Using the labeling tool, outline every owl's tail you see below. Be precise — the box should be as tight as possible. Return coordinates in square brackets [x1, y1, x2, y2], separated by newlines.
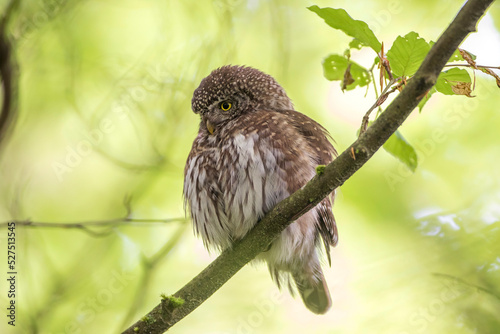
[292, 270, 332, 314]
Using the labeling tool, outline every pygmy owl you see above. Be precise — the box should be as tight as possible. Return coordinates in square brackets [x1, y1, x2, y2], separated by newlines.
[184, 65, 338, 314]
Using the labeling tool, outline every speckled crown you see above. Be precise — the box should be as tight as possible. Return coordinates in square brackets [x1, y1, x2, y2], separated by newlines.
[191, 65, 292, 113]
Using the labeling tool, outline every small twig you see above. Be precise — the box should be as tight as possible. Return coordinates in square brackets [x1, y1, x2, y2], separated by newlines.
[358, 77, 402, 136]
[444, 62, 500, 88]
[0, 194, 187, 236]
[0, 217, 187, 233]
[377, 42, 394, 92]
[366, 61, 379, 98]
[433, 273, 500, 301]
[0, 217, 186, 227]
[443, 64, 500, 69]
[381, 59, 394, 81]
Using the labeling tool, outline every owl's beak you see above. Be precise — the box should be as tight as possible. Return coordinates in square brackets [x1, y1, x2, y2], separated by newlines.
[206, 119, 215, 134]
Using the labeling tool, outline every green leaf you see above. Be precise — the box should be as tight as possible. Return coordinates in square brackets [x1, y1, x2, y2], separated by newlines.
[386, 32, 431, 77]
[448, 48, 477, 62]
[430, 41, 477, 62]
[322, 54, 370, 90]
[383, 130, 418, 172]
[435, 68, 471, 95]
[447, 49, 465, 62]
[349, 38, 363, 50]
[308, 6, 382, 53]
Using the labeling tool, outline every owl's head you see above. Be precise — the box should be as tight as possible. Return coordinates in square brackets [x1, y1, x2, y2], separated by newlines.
[191, 65, 293, 134]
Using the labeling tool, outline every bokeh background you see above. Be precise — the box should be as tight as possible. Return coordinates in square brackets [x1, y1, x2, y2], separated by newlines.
[1, 0, 499, 333]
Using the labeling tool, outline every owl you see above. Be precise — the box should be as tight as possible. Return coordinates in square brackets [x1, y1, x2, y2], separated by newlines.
[183, 65, 338, 314]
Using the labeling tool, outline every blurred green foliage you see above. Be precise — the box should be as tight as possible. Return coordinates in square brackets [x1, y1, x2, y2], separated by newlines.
[0, 0, 499, 333]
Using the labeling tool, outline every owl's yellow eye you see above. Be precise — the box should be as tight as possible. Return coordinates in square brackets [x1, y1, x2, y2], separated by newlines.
[220, 101, 232, 111]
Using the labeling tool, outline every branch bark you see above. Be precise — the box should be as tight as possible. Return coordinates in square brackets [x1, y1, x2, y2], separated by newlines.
[123, 0, 495, 332]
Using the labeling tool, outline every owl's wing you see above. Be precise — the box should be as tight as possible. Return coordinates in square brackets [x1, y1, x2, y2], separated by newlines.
[280, 109, 339, 265]
[280, 109, 337, 163]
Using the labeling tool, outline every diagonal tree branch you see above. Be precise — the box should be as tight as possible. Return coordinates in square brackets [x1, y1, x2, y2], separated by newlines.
[122, 0, 495, 332]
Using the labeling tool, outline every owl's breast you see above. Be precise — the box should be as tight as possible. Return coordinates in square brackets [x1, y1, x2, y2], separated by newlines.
[184, 136, 233, 250]
[185, 111, 318, 251]
[218, 131, 290, 241]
